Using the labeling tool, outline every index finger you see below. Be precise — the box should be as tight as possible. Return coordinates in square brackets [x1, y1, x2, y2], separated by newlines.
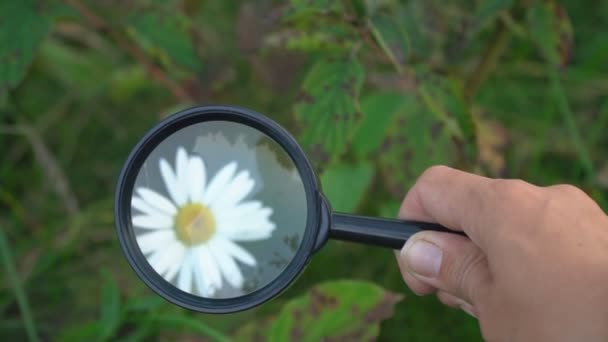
[399, 165, 520, 251]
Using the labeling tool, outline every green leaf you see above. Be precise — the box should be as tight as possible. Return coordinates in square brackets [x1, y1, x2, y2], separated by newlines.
[99, 271, 121, 341]
[135, 314, 232, 342]
[352, 91, 409, 158]
[267, 25, 358, 53]
[268, 280, 403, 341]
[378, 90, 466, 197]
[127, 12, 202, 74]
[476, 0, 514, 27]
[124, 295, 165, 312]
[417, 73, 478, 162]
[320, 162, 374, 212]
[294, 58, 365, 163]
[283, 0, 344, 22]
[368, 12, 409, 66]
[0, 1, 53, 94]
[56, 321, 101, 342]
[528, 0, 573, 67]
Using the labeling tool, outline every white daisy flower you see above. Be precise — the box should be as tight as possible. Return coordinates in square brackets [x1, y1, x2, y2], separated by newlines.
[132, 146, 276, 297]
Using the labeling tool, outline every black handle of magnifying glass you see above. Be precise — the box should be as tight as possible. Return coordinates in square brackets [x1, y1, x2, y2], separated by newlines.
[329, 213, 465, 250]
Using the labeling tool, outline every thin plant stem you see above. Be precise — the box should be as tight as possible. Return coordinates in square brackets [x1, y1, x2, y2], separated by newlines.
[464, 21, 510, 100]
[365, 18, 404, 74]
[0, 227, 40, 342]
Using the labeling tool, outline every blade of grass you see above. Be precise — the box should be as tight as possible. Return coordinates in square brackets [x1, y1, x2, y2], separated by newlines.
[0, 226, 40, 342]
[549, 69, 595, 180]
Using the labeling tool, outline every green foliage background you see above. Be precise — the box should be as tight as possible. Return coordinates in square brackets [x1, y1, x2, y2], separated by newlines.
[1, 0, 607, 340]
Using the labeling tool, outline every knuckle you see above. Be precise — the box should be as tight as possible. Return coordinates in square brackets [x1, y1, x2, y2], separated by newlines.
[442, 247, 489, 303]
[490, 179, 531, 197]
[549, 184, 588, 199]
[489, 179, 538, 206]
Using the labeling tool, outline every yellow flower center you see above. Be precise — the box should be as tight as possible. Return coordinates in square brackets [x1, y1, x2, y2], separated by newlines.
[174, 203, 216, 246]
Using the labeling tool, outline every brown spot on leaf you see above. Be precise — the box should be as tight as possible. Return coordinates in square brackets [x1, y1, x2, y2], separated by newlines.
[340, 81, 356, 96]
[402, 150, 414, 162]
[396, 116, 407, 126]
[297, 91, 314, 104]
[431, 121, 444, 138]
[364, 292, 404, 323]
[291, 326, 303, 340]
[380, 137, 394, 153]
[309, 143, 330, 166]
[310, 288, 339, 316]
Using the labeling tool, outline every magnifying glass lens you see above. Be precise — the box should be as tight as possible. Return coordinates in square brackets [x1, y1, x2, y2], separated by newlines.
[130, 120, 308, 299]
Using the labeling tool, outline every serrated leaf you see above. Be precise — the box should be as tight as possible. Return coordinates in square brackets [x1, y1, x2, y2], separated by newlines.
[38, 39, 113, 94]
[0, 0, 53, 94]
[528, 0, 573, 67]
[352, 92, 410, 158]
[321, 162, 374, 212]
[417, 72, 477, 162]
[267, 25, 358, 53]
[268, 280, 403, 342]
[294, 58, 365, 163]
[378, 92, 462, 197]
[99, 271, 121, 341]
[127, 12, 202, 73]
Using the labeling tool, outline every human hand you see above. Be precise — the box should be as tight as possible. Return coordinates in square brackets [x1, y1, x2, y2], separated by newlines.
[396, 166, 608, 341]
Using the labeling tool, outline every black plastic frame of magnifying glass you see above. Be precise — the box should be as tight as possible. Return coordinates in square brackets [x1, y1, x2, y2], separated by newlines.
[115, 104, 459, 314]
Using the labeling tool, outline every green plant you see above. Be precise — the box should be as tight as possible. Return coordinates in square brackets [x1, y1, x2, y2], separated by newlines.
[1, 0, 606, 340]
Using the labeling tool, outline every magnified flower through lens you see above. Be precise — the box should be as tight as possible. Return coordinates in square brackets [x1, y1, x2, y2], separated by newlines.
[131, 147, 276, 296]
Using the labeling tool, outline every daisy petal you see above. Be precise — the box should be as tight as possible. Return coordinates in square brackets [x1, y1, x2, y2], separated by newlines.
[215, 201, 270, 226]
[164, 244, 186, 281]
[149, 242, 185, 277]
[214, 238, 257, 266]
[224, 229, 274, 242]
[215, 202, 275, 240]
[204, 162, 237, 205]
[177, 250, 194, 293]
[211, 170, 254, 211]
[197, 245, 223, 292]
[208, 240, 244, 288]
[188, 156, 206, 203]
[137, 188, 177, 216]
[131, 197, 158, 216]
[132, 214, 173, 230]
[175, 147, 189, 205]
[192, 256, 209, 296]
[137, 230, 175, 254]
[160, 158, 187, 206]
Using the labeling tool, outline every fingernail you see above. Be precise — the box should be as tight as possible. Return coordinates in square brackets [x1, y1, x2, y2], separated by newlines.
[402, 240, 443, 278]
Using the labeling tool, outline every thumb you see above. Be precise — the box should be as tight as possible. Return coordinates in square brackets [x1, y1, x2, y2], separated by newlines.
[398, 231, 492, 306]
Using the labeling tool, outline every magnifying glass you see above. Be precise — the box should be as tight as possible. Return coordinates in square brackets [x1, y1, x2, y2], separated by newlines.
[115, 105, 455, 313]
